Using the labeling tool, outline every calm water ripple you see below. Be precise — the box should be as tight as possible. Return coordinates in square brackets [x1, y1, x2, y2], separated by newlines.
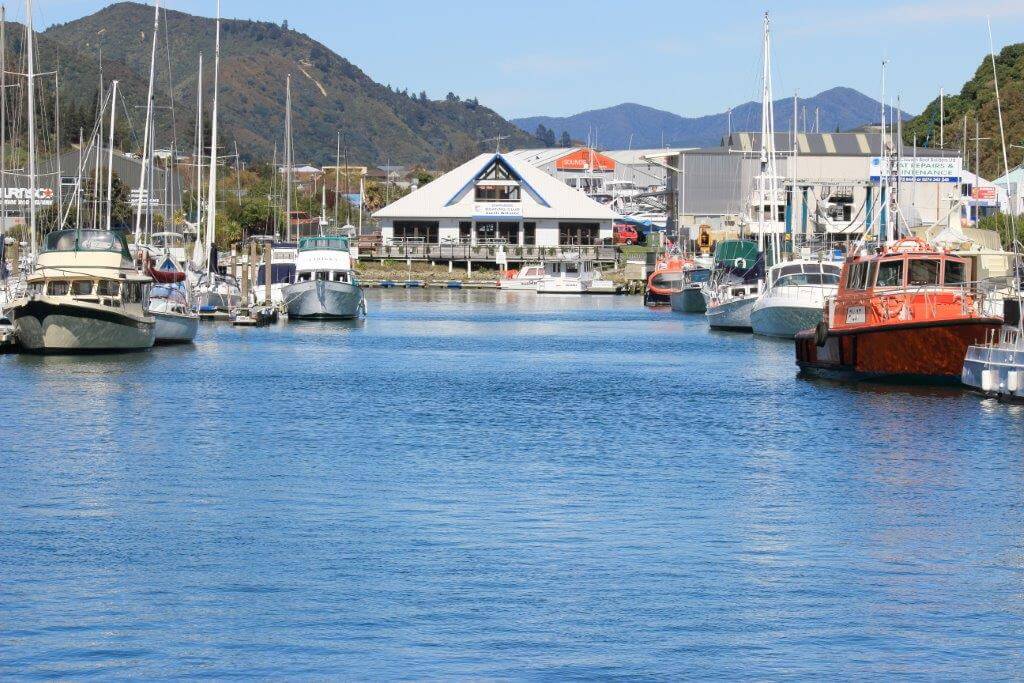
[2, 289, 1023, 678]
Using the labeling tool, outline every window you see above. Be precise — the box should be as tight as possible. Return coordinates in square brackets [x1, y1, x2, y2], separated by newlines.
[498, 222, 519, 244]
[316, 271, 328, 281]
[72, 280, 93, 295]
[393, 221, 439, 243]
[944, 260, 966, 285]
[97, 280, 120, 297]
[559, 222, 599, 246]
[846, 263, 869, 290]
[47, 281, 69, 296]
[474, 184, 520, 202]
[459, 221, 471, 242]
[523, 222, 536, 246]
[123, 282, 142, 303]
[908, 259, 940, 286]
[876, 260, 904, 287]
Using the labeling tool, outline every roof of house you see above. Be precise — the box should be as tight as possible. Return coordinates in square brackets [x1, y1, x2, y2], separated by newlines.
[373, 152, 618, 221]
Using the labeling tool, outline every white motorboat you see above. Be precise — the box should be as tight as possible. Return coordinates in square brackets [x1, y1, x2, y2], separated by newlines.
[498, 263, 545, 291]
[536, 259, 615, 294]
[962, 299, 1023, 400]
[750, 259, 842, 338]
[6, 229, 156, 352]
[282, 236, 365, 319]
[149, 283, 198, 344]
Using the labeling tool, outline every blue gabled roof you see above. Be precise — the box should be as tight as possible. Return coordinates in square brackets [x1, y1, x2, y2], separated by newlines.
[444, 153, 550, 208]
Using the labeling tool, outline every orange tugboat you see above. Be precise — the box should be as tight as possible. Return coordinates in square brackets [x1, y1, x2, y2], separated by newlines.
[795, 238, 1002, 382]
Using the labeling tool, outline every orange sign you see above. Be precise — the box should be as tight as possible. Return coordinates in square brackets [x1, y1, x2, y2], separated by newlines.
[555, 148, 615, 172]
[972, 186, 996, 201]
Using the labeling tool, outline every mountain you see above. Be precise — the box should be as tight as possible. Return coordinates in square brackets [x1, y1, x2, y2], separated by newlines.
[39, 2, 538, 166]
[903, 43, 1024, 180]
[512, 87, 911, 150]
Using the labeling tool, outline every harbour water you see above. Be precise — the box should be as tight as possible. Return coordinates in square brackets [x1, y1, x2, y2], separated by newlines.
[2, 289, 1023, 678]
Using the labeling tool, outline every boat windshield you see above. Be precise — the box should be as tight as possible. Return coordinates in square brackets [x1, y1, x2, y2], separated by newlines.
[41, 229, 130, 257]
[298, 236, 348, 252]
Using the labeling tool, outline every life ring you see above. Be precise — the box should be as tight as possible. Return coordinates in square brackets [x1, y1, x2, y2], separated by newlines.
[735, 258, 747, 269]
[815, 321, 829, 347]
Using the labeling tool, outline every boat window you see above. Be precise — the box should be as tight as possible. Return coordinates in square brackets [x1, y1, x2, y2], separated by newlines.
[97, 280, 120, 296]
[565, 263, 579, 275]
[47, 281, 69, 296]
[875, 260, 904, 287]
[944, 260, 966, 286]
[27, 282, 43, 295]
[908, 259, 940, 286]
[846, 262, 869, 289]
[71, 280, 93, 295]
[123, 282, 142, 304]
[823, 264, 842, 275]
[316, 271, 328, 281]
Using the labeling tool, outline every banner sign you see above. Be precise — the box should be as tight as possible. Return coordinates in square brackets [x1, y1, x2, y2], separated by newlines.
[473, 202, 522, 219]
[555, 148, 615, 172]
[869, 156, 961, 183]
[0, 187, 54, 207]
[971, 186, 997, 201]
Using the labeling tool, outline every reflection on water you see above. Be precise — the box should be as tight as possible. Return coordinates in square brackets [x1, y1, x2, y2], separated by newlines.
[1, 289, 1023, 678]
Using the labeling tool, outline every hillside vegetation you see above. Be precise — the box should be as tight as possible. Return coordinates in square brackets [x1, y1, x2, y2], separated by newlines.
[38, 2, 537, 166]
[904, 43, 1024, 179]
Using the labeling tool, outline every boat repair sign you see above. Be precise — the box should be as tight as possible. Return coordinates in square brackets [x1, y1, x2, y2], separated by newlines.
[870, 156, 961, 183]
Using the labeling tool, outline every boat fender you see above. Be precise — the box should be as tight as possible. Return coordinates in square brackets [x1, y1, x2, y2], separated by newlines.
[735, 258, 747, 270]
[815, 321, 829, 347]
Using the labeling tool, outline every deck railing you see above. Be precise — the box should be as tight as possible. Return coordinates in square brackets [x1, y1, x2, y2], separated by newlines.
[371, 240, 618, 262]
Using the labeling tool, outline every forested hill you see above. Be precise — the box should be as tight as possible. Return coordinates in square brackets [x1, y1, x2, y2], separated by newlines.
[37, 2, 538, 166]
[903, 43, 1024, 179]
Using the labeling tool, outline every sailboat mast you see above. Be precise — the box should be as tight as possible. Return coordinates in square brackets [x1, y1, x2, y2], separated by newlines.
[195, 53, 203, 240]
[1, 6, 7, 234]
[134, 0, 160, 242]
[25, 0, 37, 255]
[105, 80, 118, 230]
[878, 59, 888, 243]
[334, 131, 340, 228]
[204, 1, 220, 269]
[285, 74, 292, 241]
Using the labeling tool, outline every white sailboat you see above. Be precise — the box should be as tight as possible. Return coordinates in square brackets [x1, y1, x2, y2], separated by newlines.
[191, 1, 241, 314]
[704, 12, 779, 331]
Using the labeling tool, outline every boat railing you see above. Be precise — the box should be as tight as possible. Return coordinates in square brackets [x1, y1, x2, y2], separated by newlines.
[828, 279, 997, 325]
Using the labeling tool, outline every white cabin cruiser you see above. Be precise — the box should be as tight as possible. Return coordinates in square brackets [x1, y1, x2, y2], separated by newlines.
[282, 236, 365, 319]
[536, 259, 615, 294]
[750, 259, 842, 338]
[499, 263, 545, 291]
[5, 229, 155, 352]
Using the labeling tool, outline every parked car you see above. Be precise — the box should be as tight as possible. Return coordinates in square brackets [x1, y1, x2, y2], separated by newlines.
[614, 223, 640, 245]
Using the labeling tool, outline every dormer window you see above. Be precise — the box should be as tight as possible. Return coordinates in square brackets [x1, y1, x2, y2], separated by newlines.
[475, 183, 520, 202]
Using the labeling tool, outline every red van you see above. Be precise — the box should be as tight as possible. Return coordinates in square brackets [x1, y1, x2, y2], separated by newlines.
[614, 223, 639, 245]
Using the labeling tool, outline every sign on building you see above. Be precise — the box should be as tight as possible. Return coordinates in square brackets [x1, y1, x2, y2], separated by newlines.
[869, 156, 961, 183]
[0, 187, 54, 208]
[473, 202, 522, 219]
[130, 189, 159, 208]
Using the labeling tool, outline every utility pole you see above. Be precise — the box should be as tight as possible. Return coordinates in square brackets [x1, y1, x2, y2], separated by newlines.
[939, 87, 945, 149]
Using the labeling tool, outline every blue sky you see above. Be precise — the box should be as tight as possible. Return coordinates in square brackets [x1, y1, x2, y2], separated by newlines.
[34, 0, 1024, 119]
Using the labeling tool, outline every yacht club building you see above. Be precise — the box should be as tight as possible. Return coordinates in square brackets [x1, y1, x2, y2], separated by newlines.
[374, 152, 616, 250]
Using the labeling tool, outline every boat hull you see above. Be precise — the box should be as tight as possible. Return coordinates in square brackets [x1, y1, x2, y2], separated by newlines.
[284, 279, 364, 319]
[796, 319, 1002, 381]
[962, 336, 1024, 400]
[670, 288, 706, 313]
[9, 298, 155, 352]
[153, 311, 199, 344]
[751, 303, 824, 338]
[705, 295, 756, 331]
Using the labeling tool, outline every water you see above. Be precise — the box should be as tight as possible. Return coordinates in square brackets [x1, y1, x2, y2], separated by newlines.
[2, 289, 1023, 678]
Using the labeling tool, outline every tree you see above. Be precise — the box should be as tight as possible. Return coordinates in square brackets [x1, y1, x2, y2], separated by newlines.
[534, 124, 556, 147]
[559, 131, 572, 147]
